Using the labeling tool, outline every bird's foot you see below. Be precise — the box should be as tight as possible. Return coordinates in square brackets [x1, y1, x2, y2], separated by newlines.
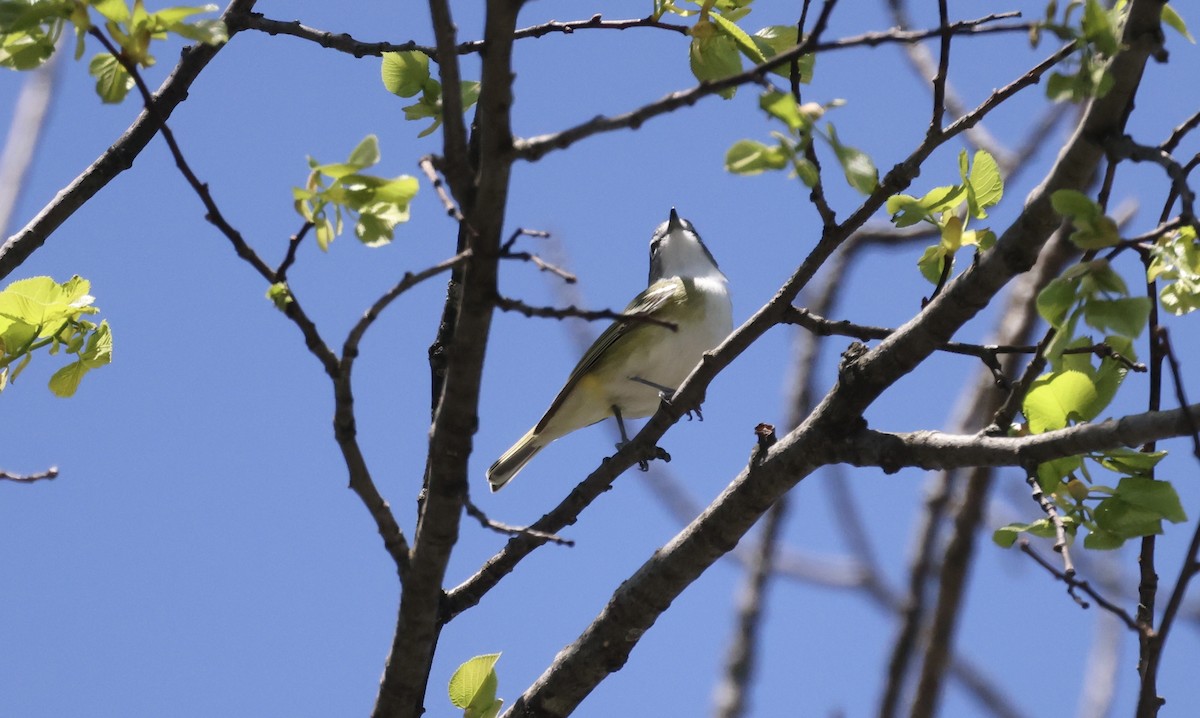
[615, 441, 672, 471]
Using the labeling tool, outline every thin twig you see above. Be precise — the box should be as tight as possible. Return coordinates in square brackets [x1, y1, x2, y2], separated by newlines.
[514, 11, 1043, 162]
[274, 221, 312, 281]
[1018, 540, 1144, 634]
[1022, 463, 1075, 575]
[929, 0, 952, 135]
[418, 156, 465, 223]
[0, 466, 59, 483]
[342, 251, 473, 362]
[499, 251, 577, 283]
[500, 227, 551, 252]
[463, 498, 575, 546]
[493, 295, 678, 329]
[227, 12, 690, 58]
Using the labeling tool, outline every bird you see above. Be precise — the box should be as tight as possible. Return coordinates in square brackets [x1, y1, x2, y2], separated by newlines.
[487, 208, 733, 491]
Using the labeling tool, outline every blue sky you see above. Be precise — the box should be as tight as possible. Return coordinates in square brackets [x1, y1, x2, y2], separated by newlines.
[2, 1, 1199, 716]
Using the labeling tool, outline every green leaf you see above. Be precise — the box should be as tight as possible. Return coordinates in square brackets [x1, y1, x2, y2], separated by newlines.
[449, 653, 501, 716]
[1093, 496, 1165, 539]
[725, 139, 789, 175]
[1051, 189, 1099, 219]
[1162, 4, 1195, 43]
[1097, 448, 1166, 476]
[1082, 0, 1119, 55]
[1037, 455, 1083, 491]
[1149, 228, 1200, 315]
[751, 25, 814, 82]
[381, 51, 430, 97]
[709, 11, 765, 64]
[1115, 476, 1188, 523]
[1083, 527, 1127, 549]
[1036, 277, 1078, 328]
[992, 518, 1057, 547]
[347, 134, 381, 170]
[758, 90, 809, 132]
[964, 150, 1003, 218]
[88, 52, 134, 103]
[886, 185, 963, 228]
[916, 244, 946, 284]
[1085, 336, 1131, 420]
[47, 319, 111, 397]
[824, 123, 877, 195]
[1082, 296, 1151, 337]
[689, 29, 742, 99]
[91, 0, 130, 23]
[1024, 369, 1098, 433]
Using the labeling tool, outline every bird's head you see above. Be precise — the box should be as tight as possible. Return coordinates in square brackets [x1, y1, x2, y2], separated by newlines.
[648, 208, 726, 284]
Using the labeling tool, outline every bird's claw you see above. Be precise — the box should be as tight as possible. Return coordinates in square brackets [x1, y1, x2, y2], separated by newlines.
[617, 442, 671, 471]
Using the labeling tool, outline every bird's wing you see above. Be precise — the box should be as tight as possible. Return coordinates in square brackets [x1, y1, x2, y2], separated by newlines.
[534, 278, 682, 434]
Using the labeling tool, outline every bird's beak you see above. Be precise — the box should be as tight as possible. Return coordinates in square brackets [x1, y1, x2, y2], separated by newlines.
[668, 207, 683, 232]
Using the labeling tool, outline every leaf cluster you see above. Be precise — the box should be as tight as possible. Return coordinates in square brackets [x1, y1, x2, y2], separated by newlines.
[381, 50, 481, 138]
[0, 275, 112, 397]
[886, 150, 1002, 283]
[994, 449, 1186, 550]
[0, 0, 226, 102]
[725, 90, 877, 195]
[292, 135, 419, 251]
[1148, 224, 1200, 315]
[995, 188, 1178, 550]
[1033, 0, 1193, 102]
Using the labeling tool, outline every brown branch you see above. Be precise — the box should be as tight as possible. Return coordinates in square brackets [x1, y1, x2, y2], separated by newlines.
[0, 0, 259, 283]
[227, 12, 690, 59]
[494, 295, 677, 329]
[1023, 464, 1075, 575]
[342, 251, 473, 363]
[827, 403, 1200, 471]
[0, 466, 59, 483]
[418, 156, 466, 223]
[1019, 540, 1144, 634]
[463, 497, 574, 546]
[513, 10, 1043, 162]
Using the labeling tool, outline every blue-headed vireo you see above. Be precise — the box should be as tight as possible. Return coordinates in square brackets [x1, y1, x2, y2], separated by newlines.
[487, 208, 732, 491]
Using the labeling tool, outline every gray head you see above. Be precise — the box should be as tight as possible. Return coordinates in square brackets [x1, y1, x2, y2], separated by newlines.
[648, 208, 725, 284]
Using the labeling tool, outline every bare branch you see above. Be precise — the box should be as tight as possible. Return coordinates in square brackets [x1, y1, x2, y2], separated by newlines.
[463, 498, 574, 546]
[1019, 540, 1144, 634]
[513, 10, 1044, 162]
[227, 12, 689, 59]
[342, 251, 473, 363]
[494, 295, 677, 329]
[418, 156, 466, 223]
[0, 466, 59, 483]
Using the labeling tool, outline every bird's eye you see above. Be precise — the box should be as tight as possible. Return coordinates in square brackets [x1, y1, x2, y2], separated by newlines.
[649, 238, 662, 256]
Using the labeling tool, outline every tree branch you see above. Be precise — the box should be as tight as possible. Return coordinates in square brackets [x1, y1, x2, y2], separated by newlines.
[513, 10, 1038, 162]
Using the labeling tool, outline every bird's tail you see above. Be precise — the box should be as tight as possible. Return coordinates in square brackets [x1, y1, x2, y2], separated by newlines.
[487, 429, 543, 491]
